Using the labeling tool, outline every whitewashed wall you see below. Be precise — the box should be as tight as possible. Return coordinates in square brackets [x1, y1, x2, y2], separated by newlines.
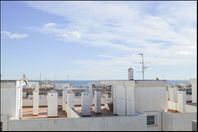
[185, 104, 197, 113]
[168, 101, 177, 111]
[190, 79, 197, 103]
[8, 115, 150, 131]
[67, 108, 81, 118]
[135, 86, 167, 112]
[162, 112, 197, 131]
[1, 81, 17, 118]
[168, 87, 178, 102]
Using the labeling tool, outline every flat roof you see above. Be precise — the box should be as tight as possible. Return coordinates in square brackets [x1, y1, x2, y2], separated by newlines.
[22, 106, 67, 119]
[22, 104, 114, 119]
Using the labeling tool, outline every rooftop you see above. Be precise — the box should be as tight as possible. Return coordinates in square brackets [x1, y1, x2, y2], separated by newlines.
[22, 104, 114, 119]
[22, 106, 67, 119]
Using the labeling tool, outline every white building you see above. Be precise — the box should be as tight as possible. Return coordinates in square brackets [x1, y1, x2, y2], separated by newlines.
[1, 78, 197, 131]
[1, 80, 26, 131]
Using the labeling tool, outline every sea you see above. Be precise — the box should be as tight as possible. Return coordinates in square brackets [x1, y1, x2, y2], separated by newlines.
[30, 80, 190, 88]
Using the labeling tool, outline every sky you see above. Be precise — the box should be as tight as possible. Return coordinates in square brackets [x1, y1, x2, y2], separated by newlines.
[1, 1, 197, 80]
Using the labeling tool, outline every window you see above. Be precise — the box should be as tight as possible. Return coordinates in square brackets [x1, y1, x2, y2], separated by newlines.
[147, 115, 156, 126]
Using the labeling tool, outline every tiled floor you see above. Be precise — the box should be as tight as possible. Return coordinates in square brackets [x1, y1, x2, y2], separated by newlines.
[22, 107, 67, 119]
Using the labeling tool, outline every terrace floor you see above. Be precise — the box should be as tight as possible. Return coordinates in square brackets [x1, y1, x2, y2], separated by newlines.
[22, 106, 67, 119]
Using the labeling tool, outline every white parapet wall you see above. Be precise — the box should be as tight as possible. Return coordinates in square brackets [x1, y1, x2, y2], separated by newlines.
[67, 108, 81, 118]
[168, 101, 177, 111]
[7, 114, 151, 131]
[162, 112, 197, 131]
[185, 104, 197, 113]
[168, 87, 178, 102]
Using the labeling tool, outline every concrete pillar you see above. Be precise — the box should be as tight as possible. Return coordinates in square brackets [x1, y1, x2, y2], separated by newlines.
[32, 90, 39, 115]
[94, 91, 101, 113]
[177, 91, 186, 113]
[62, 89, 68, 111]
[66, 91, 75, 116]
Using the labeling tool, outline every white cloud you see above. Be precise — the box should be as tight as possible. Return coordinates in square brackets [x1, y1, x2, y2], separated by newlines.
[37, 22, 82, 40]
[1, 31, 28, 39]
[26, 1, 197, 79]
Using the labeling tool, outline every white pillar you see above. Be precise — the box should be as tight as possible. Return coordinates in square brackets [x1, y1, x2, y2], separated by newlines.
[94, 91, 101, 113]
[177, 91, 186, 113]
[66, 91, 75, 116]
[33, 90, 39, 115]
[62, 89, 68, 111]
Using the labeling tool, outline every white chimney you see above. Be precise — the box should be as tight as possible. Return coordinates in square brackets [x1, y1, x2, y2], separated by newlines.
[66, 90, 75, 116]
[94, 90, 102, 113]
[128, 68, 134, 80]
[47, 90, 58, 117]
[81, 91, 92, 116]
[177, 91, 186, 113]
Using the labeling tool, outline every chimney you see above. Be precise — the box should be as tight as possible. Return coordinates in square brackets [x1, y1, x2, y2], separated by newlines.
[128, 68, 134, 80]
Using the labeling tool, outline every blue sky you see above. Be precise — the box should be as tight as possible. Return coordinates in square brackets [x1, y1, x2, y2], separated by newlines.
[1, 1, 197, 80]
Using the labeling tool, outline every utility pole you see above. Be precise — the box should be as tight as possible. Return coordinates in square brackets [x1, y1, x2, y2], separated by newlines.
[138, 53, 148, 80]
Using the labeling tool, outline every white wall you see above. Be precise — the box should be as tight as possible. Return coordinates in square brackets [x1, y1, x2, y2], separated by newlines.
[168, 87, 177, 102]
[112, 81, 135, 115]
[162, 112, 197, 131]
[100, 80, 167, 114]
[135, 86, 167, 112]
[7, 114, 151, 131]
[168, 101, 177, 111]
[0, 115, 8, 131]
[1, 81, 17, 118]
[67, 108, 81, 118]
[185, 104, 197, 113]
[23, 96, 62, 107]
[190, 79, 197, 103]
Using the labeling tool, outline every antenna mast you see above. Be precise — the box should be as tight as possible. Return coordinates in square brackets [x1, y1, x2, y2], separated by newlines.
[138, 53, 148, 80]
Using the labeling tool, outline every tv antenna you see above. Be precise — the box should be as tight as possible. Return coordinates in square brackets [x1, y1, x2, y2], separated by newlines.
[138, 53, 149, 80]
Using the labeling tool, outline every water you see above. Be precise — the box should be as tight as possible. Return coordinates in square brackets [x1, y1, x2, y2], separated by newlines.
[31, 80, 189, 87]
[167, 80, 190, 85]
